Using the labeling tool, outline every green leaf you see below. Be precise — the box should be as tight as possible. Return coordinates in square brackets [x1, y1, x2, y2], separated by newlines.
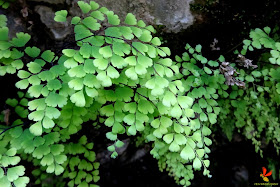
[68, 78, 84, 90]
[91, 10, 105, 21]
[115, 140, 124, 148]
[70, 90, 85, 107]
[94, 58, 109, 70]
[71, 16, 81, 24]
[112, 122, 125, 134]
[13, 177, 30, 187]
[162, 91, 177, 107]
[139, 30, 152, 42]
[203, 160, 210, 167]
[27, 62, 41, 74]
[169, 141, 180, 152]
[25, 46, 41, 58]
[107, 66, 120, 78]
[151, 37, 161, 46]
[193, 157, 202, 169]
[243, 39, 251, 46]
[54, 10, 67, 22]
[0, 27, 9, 40]
[11, 32, 31, 47]
[47, 79, 62, 91]
[42, 116, 55, 129]
[106, 11, 120, 25]
[178, 96, 193, 108]
[0, 14, 7, 27]
[78, 1, 91, 13]
[45, 92, 67, 108]
[202, 126, 211, 136]
[245, 75, 254, 82]
[7, 166, 25, 182]
[125, 67, 138, 80]
[41, 153, 54, 166]
[180, 145, 195, 160]
[137, 20, 146, 27]
[90, 1, 99, 10]
[196, 149, 205, 158]
[82, 17, 101, 31]
[6, 148, 17, 156]
[99, 46, 112, 58]
[68, 65, 86, 78]
[124, 13, 137, 25]
[107, 145, 115, 152]
[208, 113, 217, 124]
[170, 104, 182, 118]
[106, 132, 117, 141]
[195, 44, 202, 52]
[163, 133, 174, 144]
[41, 50, 55, 62]
[6, 98, 18, 107]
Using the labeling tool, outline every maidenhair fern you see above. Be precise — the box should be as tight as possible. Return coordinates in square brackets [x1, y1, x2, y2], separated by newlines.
[218, 27, 280, 156]
[1, 1, 280, 186]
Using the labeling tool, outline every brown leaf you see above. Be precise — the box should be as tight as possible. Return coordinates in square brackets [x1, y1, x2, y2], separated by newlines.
[236, 54, 257, 69]
[219, 62, 246, 88]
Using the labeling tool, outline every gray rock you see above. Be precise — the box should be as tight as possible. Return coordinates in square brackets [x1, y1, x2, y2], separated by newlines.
[0, 9, 26, 39]
[68, 0, 194, 33]
[27, 0, 65, 4]
[35, 5, 71, 40]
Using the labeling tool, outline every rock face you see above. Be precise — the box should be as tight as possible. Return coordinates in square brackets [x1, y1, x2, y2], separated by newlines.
[28, 0, 65, 4]
[26, 0, 195, 40]
[68, 0, 194, 33]
[34, 6, 71, 40]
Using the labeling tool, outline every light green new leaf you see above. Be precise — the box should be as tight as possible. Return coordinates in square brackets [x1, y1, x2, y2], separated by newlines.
[7, 166, 25, 182]
[107, 66, 120, 78]
[70, 90, 85, 107]
[13, 177, 30, 187]
[85, 87, 98, 97]
[180, 144, 195, 160]
[163, 133, 174, 144]
[202, 126, 211, 136]
[169, 141, 180, 152]
[68, 65, 86, 78]
[6, 148, 17, 156]
[99, 46, 112, 58]
[162, 91, 177, 107]
[170, 104, 182, 118]
[68, 78, 84, 90]
[41, 153, 54, 166]
[42, 116, 55, 129]
[208, 113, 217, 124]
[94, 58, 109, 70]
[193, 157, 202, 169]
[125, 67, 138, 80]
[178, 96, 193, 108]
[28, 110, 44, 121]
